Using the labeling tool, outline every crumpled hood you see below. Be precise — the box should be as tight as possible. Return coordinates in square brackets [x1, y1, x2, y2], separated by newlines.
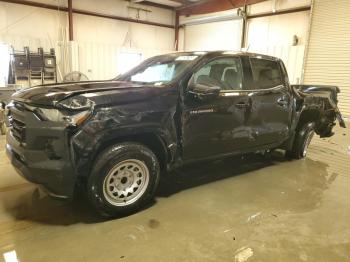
[11, 80, 172, 107]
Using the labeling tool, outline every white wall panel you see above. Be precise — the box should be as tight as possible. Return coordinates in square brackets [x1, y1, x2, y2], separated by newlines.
[0, 2, 67, 41]
[246, 11, 310, 47]
[184, 20, 242, 51]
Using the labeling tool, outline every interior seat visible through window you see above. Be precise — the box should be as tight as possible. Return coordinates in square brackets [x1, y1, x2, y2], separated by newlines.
[197, 75, 222, 87]
[250, 57, 283, 90]
[258, 69, 274, 89]
[223, 69, 239, 90]
[192, 57, 243, 91]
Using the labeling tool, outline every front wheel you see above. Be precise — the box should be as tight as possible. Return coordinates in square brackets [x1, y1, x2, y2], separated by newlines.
[87, 142, 160, 217]
[286, 122, 315, 159]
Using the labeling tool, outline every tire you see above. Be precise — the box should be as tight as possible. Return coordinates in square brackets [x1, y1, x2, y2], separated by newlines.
[287, 122, 315, 159]
[87, 142, 160, 217]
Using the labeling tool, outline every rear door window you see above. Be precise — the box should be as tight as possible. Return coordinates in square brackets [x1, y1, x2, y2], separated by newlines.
[250, 58, 283, 89]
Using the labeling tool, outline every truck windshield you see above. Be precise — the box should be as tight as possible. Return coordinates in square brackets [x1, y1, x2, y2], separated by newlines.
[116, 55, 199, 85]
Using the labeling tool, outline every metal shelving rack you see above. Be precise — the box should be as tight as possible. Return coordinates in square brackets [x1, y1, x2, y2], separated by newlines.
[9, 46, 57, 88]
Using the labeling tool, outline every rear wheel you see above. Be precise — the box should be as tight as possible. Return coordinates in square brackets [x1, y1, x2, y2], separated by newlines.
[286, 122, 315, 159]
[87, 142, 160, 217]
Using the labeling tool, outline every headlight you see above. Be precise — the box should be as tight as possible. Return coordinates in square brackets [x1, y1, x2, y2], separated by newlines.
[62, 111, 91, 126]
[58, 95, 93, 110]
[34, 108, 91, 127]
[35, 95, 94, 127]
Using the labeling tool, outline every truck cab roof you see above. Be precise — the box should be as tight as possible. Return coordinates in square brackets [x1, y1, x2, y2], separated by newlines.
[160, 51, 280, 61]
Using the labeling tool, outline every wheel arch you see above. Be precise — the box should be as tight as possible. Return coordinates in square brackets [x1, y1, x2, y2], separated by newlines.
[296, 108, 320, 130]
[75, 131, 171, 181]
[285, 107, 320, 151]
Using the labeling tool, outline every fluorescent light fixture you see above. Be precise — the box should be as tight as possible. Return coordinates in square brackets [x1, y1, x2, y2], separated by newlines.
[132, 0, 182, 7]
[180, 12, 242, 26]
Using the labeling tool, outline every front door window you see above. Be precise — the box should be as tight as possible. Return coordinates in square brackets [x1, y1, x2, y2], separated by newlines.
[193, 57, 243, 91]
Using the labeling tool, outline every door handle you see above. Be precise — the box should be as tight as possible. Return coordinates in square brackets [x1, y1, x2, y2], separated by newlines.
[235, 102, 250, 109]
[277, 98, 288, 106]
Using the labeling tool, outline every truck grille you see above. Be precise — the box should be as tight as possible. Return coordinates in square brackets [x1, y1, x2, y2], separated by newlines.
[11, 118, 26, 143]
[8, 102, 27, 144]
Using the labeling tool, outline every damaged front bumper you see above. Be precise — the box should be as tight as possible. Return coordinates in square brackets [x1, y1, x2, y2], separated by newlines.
[5, 105, 77, 199]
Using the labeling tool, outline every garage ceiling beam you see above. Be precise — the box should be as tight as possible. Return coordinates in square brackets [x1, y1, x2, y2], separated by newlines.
[0, 0, 174, 29]
[178, 0, 267, 16]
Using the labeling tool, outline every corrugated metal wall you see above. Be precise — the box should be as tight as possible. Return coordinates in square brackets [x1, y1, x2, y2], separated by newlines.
[304, 0, 350, 116]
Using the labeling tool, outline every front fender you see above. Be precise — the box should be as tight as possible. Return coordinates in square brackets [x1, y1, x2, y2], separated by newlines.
[70, 117, 178, 177]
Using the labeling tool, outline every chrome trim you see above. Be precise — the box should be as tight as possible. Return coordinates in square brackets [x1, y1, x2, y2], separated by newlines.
[219, 85, 285, 96]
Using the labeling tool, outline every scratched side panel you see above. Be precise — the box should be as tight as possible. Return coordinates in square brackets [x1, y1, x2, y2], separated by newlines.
[69, 87, 179, 177]
[246, 87, 293, 147]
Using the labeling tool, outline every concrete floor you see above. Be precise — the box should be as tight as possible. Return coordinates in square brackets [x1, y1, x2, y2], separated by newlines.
[0, 126, 349, 262]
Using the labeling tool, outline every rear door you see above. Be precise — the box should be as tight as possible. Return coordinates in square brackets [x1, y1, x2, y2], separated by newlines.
[243, 56, 293, 147]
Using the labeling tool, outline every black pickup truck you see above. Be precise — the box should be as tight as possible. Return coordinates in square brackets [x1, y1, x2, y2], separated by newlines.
[5, 51, 346, 216]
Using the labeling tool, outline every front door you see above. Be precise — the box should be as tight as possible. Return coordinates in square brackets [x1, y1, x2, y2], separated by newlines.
[181, 56, 251, 160]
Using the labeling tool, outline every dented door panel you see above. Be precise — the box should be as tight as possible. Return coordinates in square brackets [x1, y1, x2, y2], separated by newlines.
[245, 85, 293, 147]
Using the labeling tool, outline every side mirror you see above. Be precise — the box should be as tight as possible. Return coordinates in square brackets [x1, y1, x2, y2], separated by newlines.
[188, 83, 220, 100]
